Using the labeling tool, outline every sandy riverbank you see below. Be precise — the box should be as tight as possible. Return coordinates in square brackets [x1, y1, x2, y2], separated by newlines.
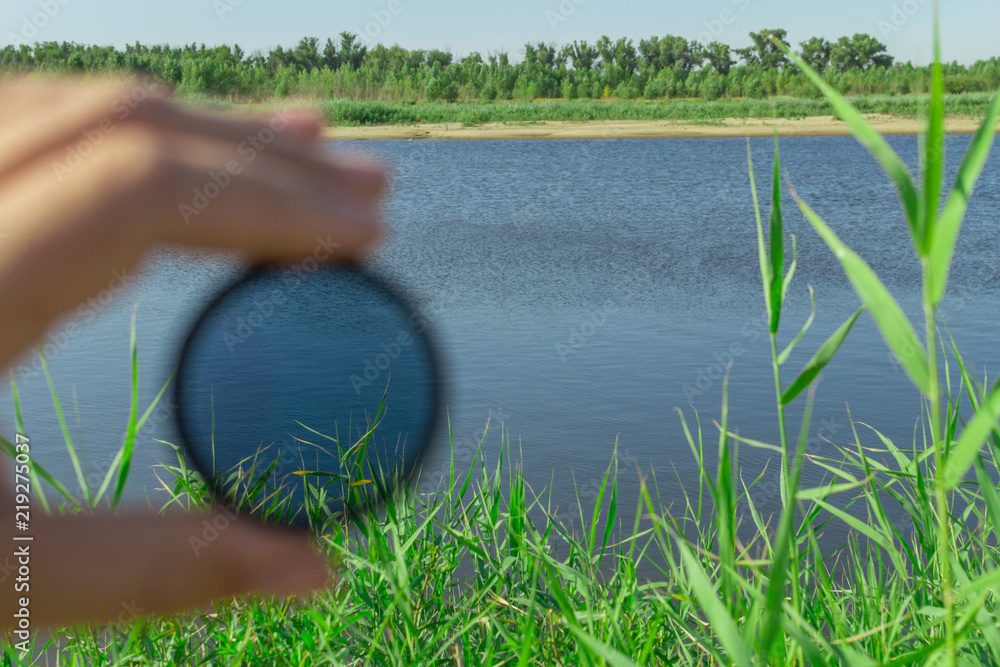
[320, 114, 999, 140]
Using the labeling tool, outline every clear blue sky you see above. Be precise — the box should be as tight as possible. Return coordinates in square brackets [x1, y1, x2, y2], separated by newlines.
[2, 0, 997, 65]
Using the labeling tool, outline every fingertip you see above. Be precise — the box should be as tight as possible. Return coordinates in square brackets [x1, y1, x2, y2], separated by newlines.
[283, 107, 325, 141]
[227, 520, 333, 598]
[330, 157, 391, 202]
[335, 151, 390, 180]
[255, 549, 332, 598]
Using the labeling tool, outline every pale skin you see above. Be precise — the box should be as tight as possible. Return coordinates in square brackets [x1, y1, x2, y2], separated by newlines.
[0, 76, 389, 629]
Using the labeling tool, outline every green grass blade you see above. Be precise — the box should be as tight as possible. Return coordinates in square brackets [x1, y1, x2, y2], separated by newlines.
[757, 386, 814, 662]
[675, 538, 753, 666]
[717, 364, 736, 614]
[93, 448, 124, 506]
[39, 344, 92, 506]
[0, 435, 76, 506]
[537, 551, 641, 666]
[973, 457, 1000, 538]
[9, 372, 24, 435]
[137, 367, 175, 432]
[748, 140, 773, 330]
[113, 307, 140, 509]
[9, 373, 49, 512]
[809, 498, 895, 552]
[919, 19, 945, 256]
[794, 197, 930, 395]
[778, 42, 920, 241]
[563, 625, 643, 667]
[927, 87, 1000, 305]
[781, 233, 798, 305]
[94, 366, 178, 508]
[781, 306, 865, 405]
[942, 377, 1000, 489]
[769, 134, 785, 334]
[777, 283, 815, 366]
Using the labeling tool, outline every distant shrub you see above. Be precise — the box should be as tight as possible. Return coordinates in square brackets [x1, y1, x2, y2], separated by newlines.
[481, 81, 498, 102]
[460, 109, 492, 126]
[745, 75, 766, 99]
[561, 79, 578, 100]
[613, 81, 640, 100]
[643, 77, 666, 99]
[699, 75, 725, 100]
[320, 100, 418, 125]
[275, 76, 291, 98]
[427, 76, 458, 102]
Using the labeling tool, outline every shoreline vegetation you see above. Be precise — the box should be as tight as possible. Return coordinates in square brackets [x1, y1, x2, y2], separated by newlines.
[177, 94, 1000, 139]
[6, 30, 999, 106]
[8, 30, 1000, 141]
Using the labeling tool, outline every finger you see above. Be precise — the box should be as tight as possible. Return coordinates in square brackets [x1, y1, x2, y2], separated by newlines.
[133, 100, 329, 166]
[260, 107, 325, 141]
[325, 151, 392, 201]
[137, 104, 389, 198]
[129, 125, 387, 260]
[0, 75, 125, 122]
[0, 78, 155, 179]
[0, 125, 385, 366]
[5, 508, 332, 629]
[0, 77, 333, 183]
[0, 81, 385, 215]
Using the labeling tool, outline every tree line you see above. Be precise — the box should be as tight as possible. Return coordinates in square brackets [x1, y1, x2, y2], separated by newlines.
[2, 29, 998, 102]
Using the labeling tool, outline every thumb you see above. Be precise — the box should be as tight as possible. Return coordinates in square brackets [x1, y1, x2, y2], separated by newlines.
[13, 507, 331, 629]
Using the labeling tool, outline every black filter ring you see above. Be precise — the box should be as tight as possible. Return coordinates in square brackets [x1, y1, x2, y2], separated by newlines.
[172, 261, 446, 530]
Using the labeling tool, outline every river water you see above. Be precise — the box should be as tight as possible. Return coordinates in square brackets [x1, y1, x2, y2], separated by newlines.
[2, 135, 998, 538]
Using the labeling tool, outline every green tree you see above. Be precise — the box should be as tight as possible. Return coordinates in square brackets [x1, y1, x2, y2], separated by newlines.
[338, 32, 367, 70]
[68, 49, 85, 71]
[560, 79, 577, 100]
[702, 41, 734, 76]
[699, 74, 725, 100]
[407, 49, 427, 69]
[569, 40, 598, 71]
[426, 49, 453, 68]
[321, 38, 338, 69]
[596, 36, 637, 74]
[7, 30, 997, 104]
[664, 35, 702, 72]
[523, 42, 557, 69]
[481, 80, 498, 101]
[462, 51, 484, 67]
[640, 35, 701, 72]
[266, 45, 293, 73]
[736, 29, 790, 70]
[799, 37, 831, 73]
[487, 50, 509, 68]
[830, 33, 894, 71]
[426, 76, 458, 102]
[638, 36, 664, 70]
[292, 37, 320, 72]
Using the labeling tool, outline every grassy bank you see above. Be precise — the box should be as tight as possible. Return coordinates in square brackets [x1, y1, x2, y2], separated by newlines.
[314, 93, 997, 127]
[4, 40, 1000, 667]
[178, 92, 999, 127]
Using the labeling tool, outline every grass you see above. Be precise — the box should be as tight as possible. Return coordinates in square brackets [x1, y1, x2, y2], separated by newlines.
[314, 93, 998, 127]
[177, 92, 1000, 128]
[5, 16, 1000, 667]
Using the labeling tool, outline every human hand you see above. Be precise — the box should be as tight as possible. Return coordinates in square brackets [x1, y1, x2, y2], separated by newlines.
[0, 75, 388, 629]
